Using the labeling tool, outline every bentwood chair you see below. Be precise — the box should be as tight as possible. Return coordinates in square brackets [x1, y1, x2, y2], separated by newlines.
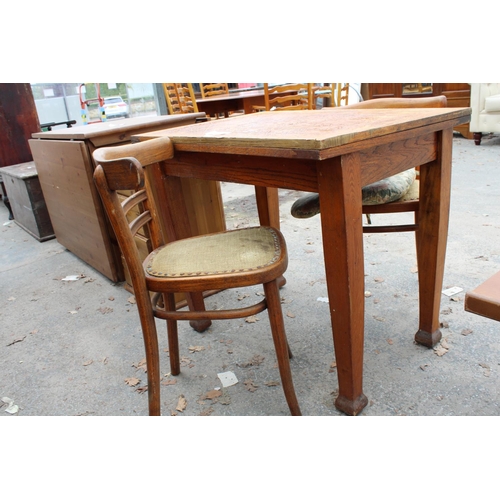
[291, 96, 448, 237]
[252, 83, 315, 262]
[92, 136, 300, 416]
[163, 83, 199, 114]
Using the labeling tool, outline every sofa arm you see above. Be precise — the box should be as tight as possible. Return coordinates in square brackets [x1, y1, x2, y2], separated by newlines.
[470, 83, 500, 132]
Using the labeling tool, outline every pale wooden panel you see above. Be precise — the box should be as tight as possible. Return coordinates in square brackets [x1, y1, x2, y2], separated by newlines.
[29, 138, 122, 281]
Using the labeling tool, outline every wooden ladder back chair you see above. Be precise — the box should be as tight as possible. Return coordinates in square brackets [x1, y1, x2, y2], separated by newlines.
[199, 83, 229, 98]
[261, 83, 314, 111]
[199, 83, 244, 118]
[291, 95, 448, 235]
[92, 137, 300, 416]
[252, 83, 314, 266]
[313, 83, 350, 108]
[163, 83, 199, 114]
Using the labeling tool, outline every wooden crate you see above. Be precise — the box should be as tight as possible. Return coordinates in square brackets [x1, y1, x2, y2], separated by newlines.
[1, 162, 55, 241]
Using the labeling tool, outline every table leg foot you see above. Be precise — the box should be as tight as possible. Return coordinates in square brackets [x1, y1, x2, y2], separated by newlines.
[415, 328, 442, 347]
[189, 319, 212, 333]
[335, 393, 368, 416]
[277, 275, 286, 288]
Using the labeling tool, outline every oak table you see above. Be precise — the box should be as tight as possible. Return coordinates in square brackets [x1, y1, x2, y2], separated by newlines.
[134, 107, 471, 415]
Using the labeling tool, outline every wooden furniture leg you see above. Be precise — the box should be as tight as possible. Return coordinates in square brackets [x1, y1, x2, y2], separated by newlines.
[318, 153, 368, 416]
[263, 279, 301, 415]
[414, 128, 453, 347]
[0, 176, 14, 220]
[150, 163, 211, 332]
[135, 286, 161, 416]
[255, 185, 286, 287]
[255, 186, 280, 229]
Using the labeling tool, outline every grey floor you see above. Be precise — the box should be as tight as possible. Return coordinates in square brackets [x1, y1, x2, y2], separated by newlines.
[1, 133, 499, 417]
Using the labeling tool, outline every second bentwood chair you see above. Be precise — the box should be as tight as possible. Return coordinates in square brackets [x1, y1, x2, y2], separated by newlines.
[291, 96, 448, 237]
[92, 136, 301, 416]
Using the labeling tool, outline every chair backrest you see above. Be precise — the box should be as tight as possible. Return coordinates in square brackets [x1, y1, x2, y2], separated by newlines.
[163, 83, 199, 114]
[314, 83, 350, 108]
[345, 96, 448, 183]
[264, 83, 314, 111]
[93, 137, 174, 294]
[199, 83, 229, 98]
[345, 95, 447, 109]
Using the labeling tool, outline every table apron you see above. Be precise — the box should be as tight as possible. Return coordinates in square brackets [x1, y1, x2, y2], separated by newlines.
[161, 130, 439, 192]
[162, 152, 319, 192]
[358, 130, 437, 186]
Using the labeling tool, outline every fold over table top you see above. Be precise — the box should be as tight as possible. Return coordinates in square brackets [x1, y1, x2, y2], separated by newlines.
[136, 108, 471, 160]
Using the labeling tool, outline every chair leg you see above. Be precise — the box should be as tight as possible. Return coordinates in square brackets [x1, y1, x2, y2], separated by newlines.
[263, 280, 301, 416]
[164, 293, 180, 375]
[137, 308, 161, 416]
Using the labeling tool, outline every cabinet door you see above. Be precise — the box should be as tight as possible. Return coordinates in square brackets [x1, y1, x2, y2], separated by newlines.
[29, 138, 123, 281]
[363, 83, 402, 99]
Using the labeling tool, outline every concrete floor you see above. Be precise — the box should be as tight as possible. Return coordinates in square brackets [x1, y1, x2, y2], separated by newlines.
[1, 133, 499, 417]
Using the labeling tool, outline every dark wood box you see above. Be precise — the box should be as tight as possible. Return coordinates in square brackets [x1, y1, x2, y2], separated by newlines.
[1, 162, 55, 241]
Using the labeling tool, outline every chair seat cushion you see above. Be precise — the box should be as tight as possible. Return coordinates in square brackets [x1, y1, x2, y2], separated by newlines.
[146, 226, 282, 277]
[290, 168, 417, 218]
[361, 168, 416, 205]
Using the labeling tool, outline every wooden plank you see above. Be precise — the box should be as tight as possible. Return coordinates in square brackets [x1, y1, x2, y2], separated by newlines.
[29, 138, 121, 281]
[31, 114, 206, 142]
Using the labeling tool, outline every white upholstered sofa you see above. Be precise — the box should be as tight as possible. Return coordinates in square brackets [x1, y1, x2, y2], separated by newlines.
[470, 83, 500, 145]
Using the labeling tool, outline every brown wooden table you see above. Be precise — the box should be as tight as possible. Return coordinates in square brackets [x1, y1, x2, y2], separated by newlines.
[134, 107, 471, 415]
[197, 88, 299, 116]
[196, 89, 267, 116]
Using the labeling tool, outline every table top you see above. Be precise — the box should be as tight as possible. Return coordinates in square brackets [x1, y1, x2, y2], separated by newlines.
[31, 113, 206, 140]
[197, 89, 265, 103]
[136, 107, 471, 159]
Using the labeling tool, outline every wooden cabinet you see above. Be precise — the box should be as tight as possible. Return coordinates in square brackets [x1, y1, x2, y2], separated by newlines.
[361, 83, 473, 139]
[29, 114, 226, 282]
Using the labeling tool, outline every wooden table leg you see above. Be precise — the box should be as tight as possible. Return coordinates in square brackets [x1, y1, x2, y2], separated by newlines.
[255, 186, 286, 287]
[414, 128, 453, 347]
[318, 153, 368, 416]
[255, 186, 280, 229]
[151, 162, 211, 333]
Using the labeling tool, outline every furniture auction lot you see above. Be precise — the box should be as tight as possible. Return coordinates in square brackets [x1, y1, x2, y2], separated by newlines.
[2, 131, 499, 416]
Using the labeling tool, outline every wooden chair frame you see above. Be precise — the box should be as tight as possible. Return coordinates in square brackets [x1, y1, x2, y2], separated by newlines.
[263, 83, 314, 111]
[163, 83, 199, 114]
[348, 96, 447, 232]
[199, 83, 229, 98]
[92, 137, 300, 416]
